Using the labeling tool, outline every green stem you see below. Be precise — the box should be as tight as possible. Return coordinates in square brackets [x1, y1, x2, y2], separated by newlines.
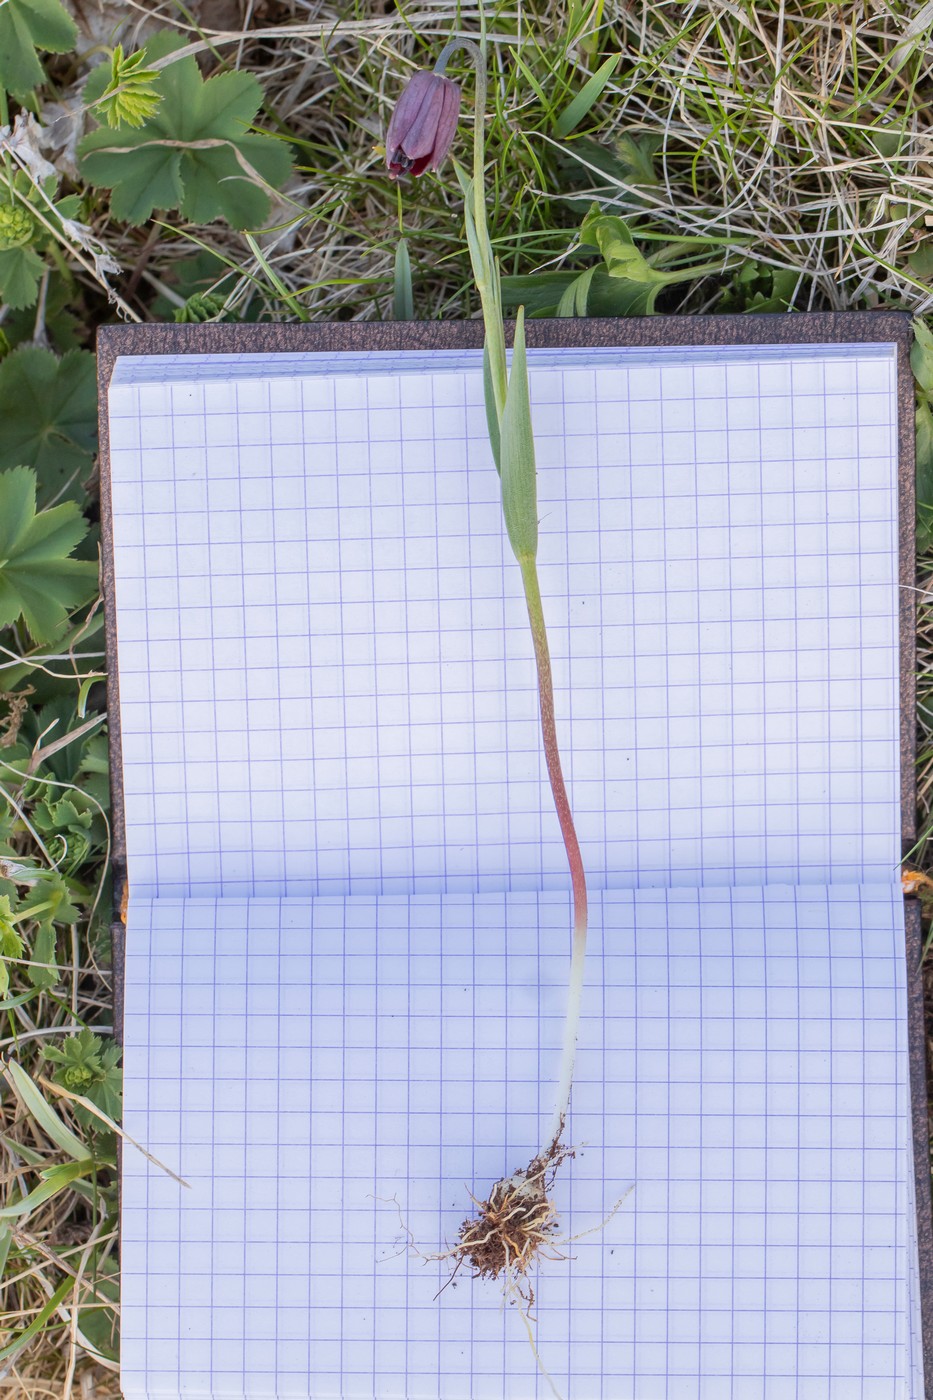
[8, 900, 55, 924]
[435, 27, 508, 422]
[520, 556, 588, 1151]
[0, 89, 12, 182]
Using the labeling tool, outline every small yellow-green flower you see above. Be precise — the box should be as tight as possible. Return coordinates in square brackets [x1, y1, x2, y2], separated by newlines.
[0, 201, 34, 251]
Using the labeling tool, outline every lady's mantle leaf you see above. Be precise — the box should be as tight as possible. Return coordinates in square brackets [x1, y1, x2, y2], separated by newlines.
[78, 30, 294, 228]
[0, 242, 45, 310]
[0, 347, 97, 505]
[0, 0, 77, 99]
[0, 466, 98, 643]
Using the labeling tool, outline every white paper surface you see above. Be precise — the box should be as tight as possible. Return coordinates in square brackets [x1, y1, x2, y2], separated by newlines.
[107, 344, 900, 898]
[106, 341, 920, 1398]
[120, 884, 914, 1399]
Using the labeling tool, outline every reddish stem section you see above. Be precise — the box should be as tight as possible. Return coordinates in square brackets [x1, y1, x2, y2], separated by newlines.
[520, 559, 588, 948]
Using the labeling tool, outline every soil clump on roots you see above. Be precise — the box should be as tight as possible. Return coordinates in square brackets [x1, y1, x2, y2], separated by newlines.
[453, 1136, 574, 1290]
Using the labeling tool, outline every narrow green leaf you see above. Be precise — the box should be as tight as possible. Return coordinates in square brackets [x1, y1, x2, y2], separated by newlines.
[0, 1273, 74, 1363]
[28, 920, 57, 989]
[916, 399, 933, 553]
[4, 1059, 90, 1161]
[0, 988, 39, 1013]
[483, 341, 501, 473]
[393, 239, 413, 321]
[556, 267, 596, 317]
[0, 1158, 94, 1219]
[77, 676, 95, 719]
[554, 54, 620, 139]
[456, 164, 491, 295]
[499, 308, 538, 564]
[512, 52, 552, 116]
[1, 1131, 45, 1167]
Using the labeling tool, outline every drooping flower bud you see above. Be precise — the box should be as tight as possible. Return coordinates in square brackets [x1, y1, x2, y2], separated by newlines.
[385, 70, 460, 179]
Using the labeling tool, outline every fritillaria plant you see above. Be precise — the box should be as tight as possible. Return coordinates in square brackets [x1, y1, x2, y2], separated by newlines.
[385, 25, 592, 1299]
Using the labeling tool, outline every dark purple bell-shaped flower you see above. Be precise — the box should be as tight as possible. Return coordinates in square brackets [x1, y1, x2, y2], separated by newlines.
[385, 69, 461, 178]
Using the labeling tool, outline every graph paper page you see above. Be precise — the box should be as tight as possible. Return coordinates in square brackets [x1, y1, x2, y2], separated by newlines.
[106, 343, 901, 899]
[119, 882, 917, 1400]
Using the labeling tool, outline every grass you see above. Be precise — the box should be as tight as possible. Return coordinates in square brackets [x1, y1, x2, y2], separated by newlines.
[2, 0, 933, 1392]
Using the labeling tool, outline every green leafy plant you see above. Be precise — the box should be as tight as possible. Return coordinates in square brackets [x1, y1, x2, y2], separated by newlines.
[94, 43, 162, 129]
[79, 30, 294, 228]
[45, 1027, 122, 1126]
[0, 170, 82, 310]
[0, 347, 97, 503]
[720, 258, 800, 314]
[0, 0, 76, 100]
[0, 1058, 117, 1367]
[0, 190, 43, 309]
[0, 873, 79, 991]
[0, 271, 83, 352]
[502, 204, 741, 319]
[1, 864, 82, 988]
[0, 464, 98, 642]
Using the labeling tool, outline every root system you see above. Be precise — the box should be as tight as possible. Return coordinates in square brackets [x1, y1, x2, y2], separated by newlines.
[450, 1135, 574, 1295]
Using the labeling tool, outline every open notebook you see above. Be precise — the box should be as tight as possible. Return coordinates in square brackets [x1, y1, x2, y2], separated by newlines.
[99, 316, 928, 1399]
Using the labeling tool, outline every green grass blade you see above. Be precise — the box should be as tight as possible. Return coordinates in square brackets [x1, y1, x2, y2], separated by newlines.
[554, 54, 619, 138]
[0, 1159, 94, 1220]
[0, 1273, 75, 1364]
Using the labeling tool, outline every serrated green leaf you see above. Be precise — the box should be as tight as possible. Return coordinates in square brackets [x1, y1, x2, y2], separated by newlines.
[0, 467, 97, 642]
[499, 309, 538, 565]
[1, 273, 82, 352]
[0, 0, 77, 99]
[27, 918, 57, 988]
[554, 54, 620, 139]
[0, 347, 97, 505]
[78, 30, 294, 229]
[0, 242, 45, 310]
